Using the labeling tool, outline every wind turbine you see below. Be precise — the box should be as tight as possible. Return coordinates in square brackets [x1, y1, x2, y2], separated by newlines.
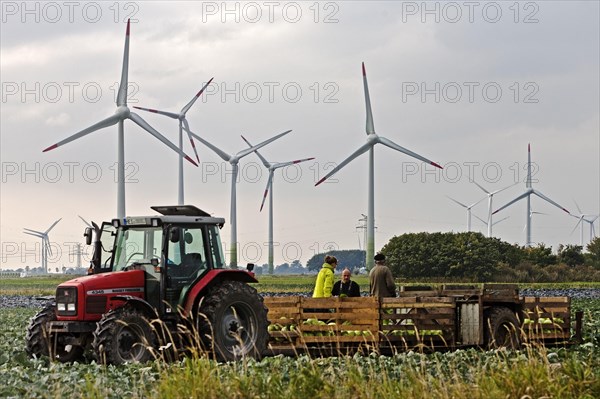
[473, 181, 518, 237]
[570, 201, 599, 246]
[133, 78, 214, 204]
[315, 63, 442, 270]
[23, 218, 61, 274]
[493, 144, 570, 247]
[182, 126, 292, 267]
[446, 195, 487, 232]
[42, 20, 197, 219]
[241, 135, 314, 275]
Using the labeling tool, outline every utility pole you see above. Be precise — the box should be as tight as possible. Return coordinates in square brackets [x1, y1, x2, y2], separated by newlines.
[356, 214, 376, 270]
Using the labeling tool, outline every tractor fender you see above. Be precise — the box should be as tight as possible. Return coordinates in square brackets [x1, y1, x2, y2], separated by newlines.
[110, 295, 158, 319]
[182, 269, 258, 316]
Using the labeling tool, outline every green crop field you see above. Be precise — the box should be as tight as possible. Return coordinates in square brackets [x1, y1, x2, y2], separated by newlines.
[1, 276, 599, 398]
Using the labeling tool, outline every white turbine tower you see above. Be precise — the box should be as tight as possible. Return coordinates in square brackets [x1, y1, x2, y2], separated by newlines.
[523, 208, 547, 246]
[493, 144, 570, 247]
[43, 20, 197, 219]
[23, 218, 61, 274]
[570, 201, 599, 246]
[133, 78, 214, 204]
[182, 126, 292, 267]
[446, 195, 486, 232]
[315, 63, 442, 270]
[473, 181, 518, 237]
[241, 135, 314, 274]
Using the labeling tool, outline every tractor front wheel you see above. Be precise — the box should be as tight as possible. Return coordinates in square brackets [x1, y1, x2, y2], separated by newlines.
[25, 303, 84, 363]
[93, 307, 156, 365]
[198, 281, 268, 362]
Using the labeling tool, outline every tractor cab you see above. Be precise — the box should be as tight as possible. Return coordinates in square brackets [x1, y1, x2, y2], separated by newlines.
[85, 205, 228, 313]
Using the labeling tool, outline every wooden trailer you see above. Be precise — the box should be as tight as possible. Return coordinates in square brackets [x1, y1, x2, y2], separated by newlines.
[264, 284, 582, 355]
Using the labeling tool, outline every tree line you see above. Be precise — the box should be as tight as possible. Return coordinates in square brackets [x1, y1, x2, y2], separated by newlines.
[380, 232, 600, 282]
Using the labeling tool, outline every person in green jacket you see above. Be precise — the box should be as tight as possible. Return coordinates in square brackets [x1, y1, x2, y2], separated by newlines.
[312, 255, 338, 298]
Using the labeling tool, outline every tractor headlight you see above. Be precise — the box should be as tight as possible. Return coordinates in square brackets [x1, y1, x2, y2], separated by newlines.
[56, 287, 77, 316]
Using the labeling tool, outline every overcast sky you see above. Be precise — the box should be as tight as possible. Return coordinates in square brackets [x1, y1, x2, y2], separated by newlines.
[1, 1, 599, 271]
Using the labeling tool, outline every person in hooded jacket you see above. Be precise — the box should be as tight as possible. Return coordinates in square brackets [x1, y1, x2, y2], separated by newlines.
[312, 255, 338, 298]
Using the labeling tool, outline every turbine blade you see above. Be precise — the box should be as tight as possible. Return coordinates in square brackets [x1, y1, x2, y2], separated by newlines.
[573, 199, 583, 215]
[493, 216, 509, 226]
[472, 180, 491, 194]
[241, 135, 270, 168]
[274, 157, 316, 169]
[531, 189, 570, 214]
[117, 19, 131, 107]
[473, 214, 487, 225]
[493, 191, 530, 215]
[570, 218, 582, 235]
[183, 125, 231, 162]
[181, 77, 214, 115]
[378, 136, 443, 169]
[132, 106, 180, 119]
[43, 113, 122, 152]
[23, 231, 44, 238]
[237, 130, 292, 159]
[182, 119, 200, 163]
[362, 62, 375, 135]
[129, 112, 198, 166]
[45, 240, 53, 257]
[23, 228, 44, 235]
[470, 195, 488, 208]
[490, 181, 519, 195]
[45, 218, 62, 234]
[526, 143, 532, 188]
[315, 142, 372, 186]
[260, 172, 274, 212]
[446, 195, 468, 209]
[78, 215, 92, 228]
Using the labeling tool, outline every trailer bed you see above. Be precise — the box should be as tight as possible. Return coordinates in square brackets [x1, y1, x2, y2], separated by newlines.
[264, 284, 579, 355]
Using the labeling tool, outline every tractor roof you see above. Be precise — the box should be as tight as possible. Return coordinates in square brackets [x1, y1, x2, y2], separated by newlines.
[113, 205, 225, 227]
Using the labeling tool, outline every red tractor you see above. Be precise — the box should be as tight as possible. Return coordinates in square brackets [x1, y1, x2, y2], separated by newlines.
[26, 205, 269, 364]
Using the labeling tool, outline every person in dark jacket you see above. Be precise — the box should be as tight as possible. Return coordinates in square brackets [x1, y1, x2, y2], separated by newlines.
[332, 268, 361, 297]
[369, 253, 396, 297]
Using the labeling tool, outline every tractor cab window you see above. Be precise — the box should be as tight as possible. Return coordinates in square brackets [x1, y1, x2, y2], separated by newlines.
[98, 223, 116, 271]
[166, 227, 207, 279]
[207, 225, 226, 269]
[113, 227, 162, 279]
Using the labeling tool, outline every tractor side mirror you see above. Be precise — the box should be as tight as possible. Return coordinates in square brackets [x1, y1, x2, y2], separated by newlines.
[246, 263, 255, 272]
[84, 227, 93, 245]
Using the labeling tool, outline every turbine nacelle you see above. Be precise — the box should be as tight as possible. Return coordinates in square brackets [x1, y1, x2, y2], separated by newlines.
[116, 106, 130, 118]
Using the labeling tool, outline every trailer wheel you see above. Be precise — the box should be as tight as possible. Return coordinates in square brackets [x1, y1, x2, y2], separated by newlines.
[93, 307, 156, 365]
[198, 281, 268, 362]
[484, 307, 521, 349]
[25, 303, 84, 363]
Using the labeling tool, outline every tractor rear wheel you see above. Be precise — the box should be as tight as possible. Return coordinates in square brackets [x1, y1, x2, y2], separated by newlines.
[25, 303, 84, 363]
[93, 307, 156, 365]
[484, 307, 521, 349]
[198, 281, 268, 362]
